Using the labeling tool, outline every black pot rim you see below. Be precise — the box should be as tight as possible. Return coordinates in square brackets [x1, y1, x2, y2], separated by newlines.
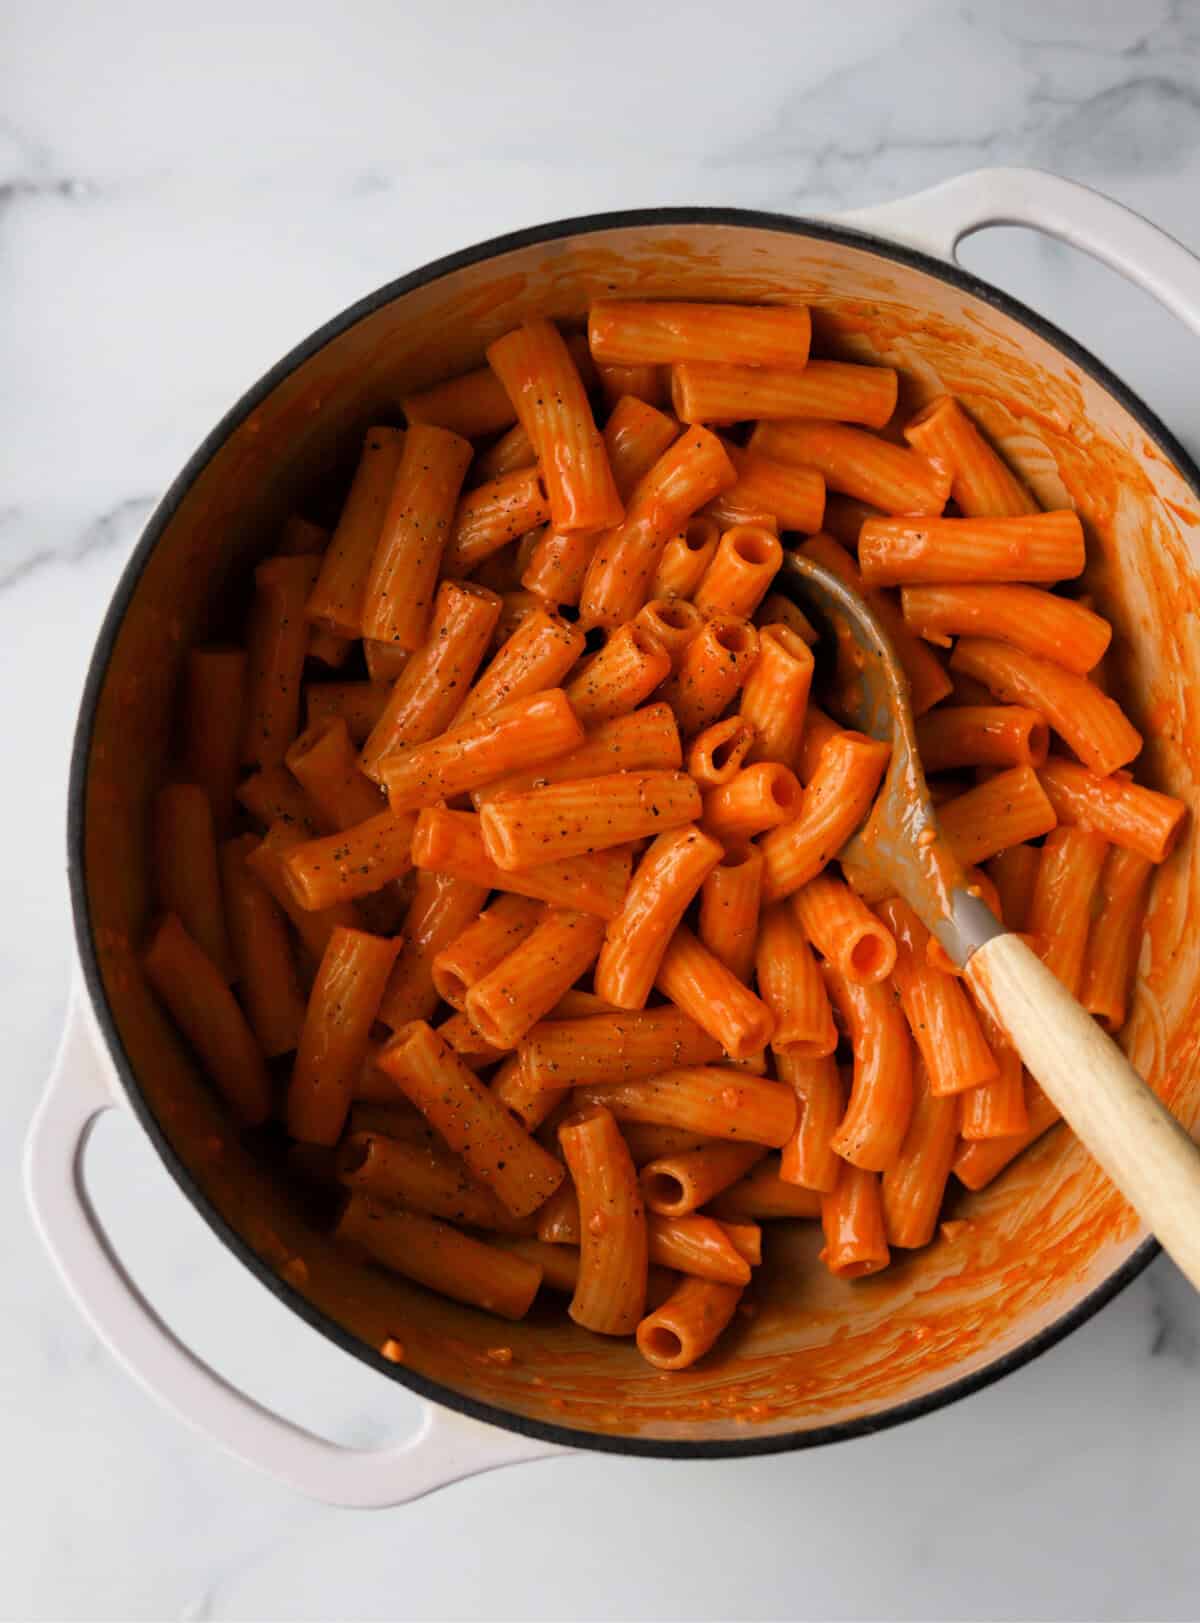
[67, 202, 1193, 1463]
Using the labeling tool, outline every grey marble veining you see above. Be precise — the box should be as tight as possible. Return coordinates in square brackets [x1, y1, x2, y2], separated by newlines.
[7, 2, 1200, 1618]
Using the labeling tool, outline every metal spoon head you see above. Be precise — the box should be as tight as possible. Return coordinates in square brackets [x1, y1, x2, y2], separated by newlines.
[777, 552, 1001, 967]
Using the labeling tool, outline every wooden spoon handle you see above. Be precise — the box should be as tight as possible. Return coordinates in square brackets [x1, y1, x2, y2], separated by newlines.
[965, 931, 1200, 1290]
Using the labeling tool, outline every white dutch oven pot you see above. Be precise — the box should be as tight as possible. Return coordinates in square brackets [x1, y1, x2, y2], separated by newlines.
[25, 168, 1200, 1506]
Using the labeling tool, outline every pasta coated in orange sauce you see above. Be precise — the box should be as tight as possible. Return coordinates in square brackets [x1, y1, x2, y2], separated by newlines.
[148, 297, 1184, 1374]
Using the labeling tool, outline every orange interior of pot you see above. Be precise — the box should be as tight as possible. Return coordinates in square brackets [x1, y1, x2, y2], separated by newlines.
[79, 221, 1200, 1444]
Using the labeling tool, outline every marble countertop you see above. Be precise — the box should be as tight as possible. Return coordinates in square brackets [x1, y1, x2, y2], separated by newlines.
[7, 2, 1200, 1617]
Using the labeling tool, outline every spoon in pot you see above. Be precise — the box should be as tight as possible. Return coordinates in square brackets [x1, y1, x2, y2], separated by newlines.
[779, 552, 1200, 1290]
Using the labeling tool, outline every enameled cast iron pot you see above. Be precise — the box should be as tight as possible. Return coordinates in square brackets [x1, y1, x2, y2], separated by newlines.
[25, 167, 1200, 1506]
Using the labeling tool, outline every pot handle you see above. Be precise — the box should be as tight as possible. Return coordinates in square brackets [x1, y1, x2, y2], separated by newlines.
[23, 982, 566, 1507]
[835, 165, 1200, 336]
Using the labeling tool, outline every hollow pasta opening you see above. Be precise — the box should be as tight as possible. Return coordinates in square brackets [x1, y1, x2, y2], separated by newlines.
[642, 1325, 684, 1363]
[643, 1171, 686, 1212]
[731, 528, 777, 566]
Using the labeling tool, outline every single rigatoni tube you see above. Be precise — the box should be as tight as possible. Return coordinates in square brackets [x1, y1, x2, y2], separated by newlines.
[366, 620, 499, 783]
[143, 913, 271, 1126]
[953, 1082, 1062, 1191]
[693, 525, 783, 620]
[698, 845, 764, 984]
[819, 1163, 890, 1278]
[281, 808, 418, 909]
[823, 961, 913, 1171]
[362, 422, 473, 650]
[287, 926, 400, 1145]
[793, 874, 896, 985]
[916, 706, 1049, 772]
[708, 445, 825, 534]
[634, 597, 705, 670]
[563, 622, 671, 725]
[636, 1278, 742, 1371]
[472, 421, 535, 483]
[603, 394, 681, 500]
[795, 706, 843, 784]
[443, 467, 551, 575]
[402, 365, 516, 438]
[305, 681, 392, 745]
[959, 998, 1028, 1140]
[336, 1133, 533, 1233]
[520, 525, 595, 608]
[880, 1059, 959, 1249]
[182, 647, 246, 834]
[658, 615, 759, 736]
[381, 688, 583, 813]
[450, 607, 584, 730]
[596, 363, 667, 411]
[939, 766, 1058, 868]
[431, 894, 544, 1010]
[359, 579, 501, 780]
[245, 823, 359, 964]
[480, 770, 700, 871]
[702, 764, 802, 846]
[474, 703, 681, 806]
[377, 871, 488, 1029]
[617, 1124, 712, 1165]
[573, 1067, 794, 1146]
[651, 518, 721, 600]
[903, 394, 1037, 517]
[286, 717, 384, 832]
[337, 1196, 540, 1321]
[219, 835, 307, 1057]
[306, 428, 403, 635]
[860, 510, 1085, 588]
[640, 1142, 764, 1217]
[559, 1106, 648, 1335]
[1037, 760, 1185, 864]
[655, 926, 776, 1060]
[378, 1020, 565, 1215]
[751, 419, 951, 515]
[465, 908, 607, 1049]
[687, 717, 757, 789]
[797, 531, 952, 717]
[594, 826, 723, 1009]
[589, 301, 811, 367]
[672, 359, 897, 429]
[412, 807, 631, 919]
[986, 844, 1042, 933]
[950, 638, 1140, 777]
[778, 1052, 845, 1190]
[760, 731, 891, 902]
[580, 428, 737, 629]
[154, 781, 234, 981]
[876, 897, 998, 1097]
[755, 903, 837, 1058]
[901, 583, 1111, 675]
[240, 555, 320, 770]
[740, 625, 813, 770]
[1026, 826, 1110, 997]
[237, 764, 321, 835]
[487, 319, 623, 532]
[519, 1006, 723, 1091]
[704, 1158, 822, 1220]
[1081, 847, 1154, 1031]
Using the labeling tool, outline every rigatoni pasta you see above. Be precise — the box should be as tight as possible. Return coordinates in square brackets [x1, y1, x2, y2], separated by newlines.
[144, 299, 1182, 1375]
